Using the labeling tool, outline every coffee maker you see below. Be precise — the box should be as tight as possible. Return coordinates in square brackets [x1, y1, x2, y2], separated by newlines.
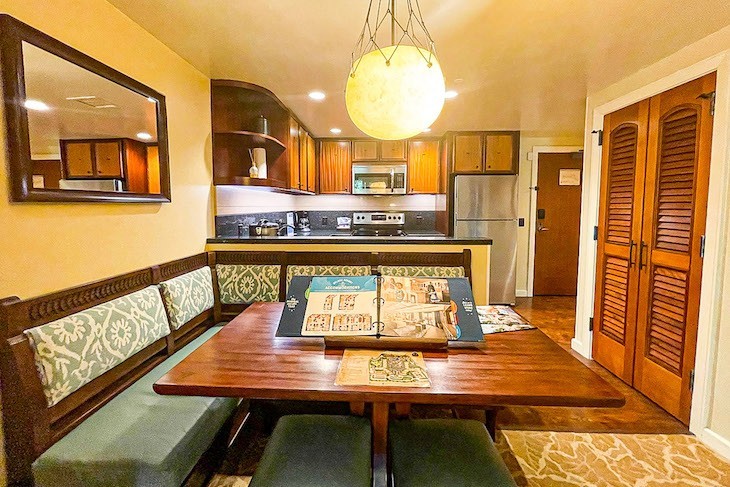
[295, 211, 311, 233]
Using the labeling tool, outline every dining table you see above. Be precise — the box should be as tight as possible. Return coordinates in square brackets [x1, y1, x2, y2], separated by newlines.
[154, 302, 624, 483]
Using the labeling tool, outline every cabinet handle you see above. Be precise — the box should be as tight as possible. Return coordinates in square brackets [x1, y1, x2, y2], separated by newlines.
[629, 240, 637, 267]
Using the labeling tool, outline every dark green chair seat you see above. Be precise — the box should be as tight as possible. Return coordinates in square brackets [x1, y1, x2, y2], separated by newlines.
[389, 419, 517, 487]
[250, 415, 372, 487]
[32, 326, 238, 487]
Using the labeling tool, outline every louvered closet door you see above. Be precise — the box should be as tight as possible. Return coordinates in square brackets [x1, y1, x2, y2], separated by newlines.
[592, 101, 650, 383]
[633, 72, 715, 424]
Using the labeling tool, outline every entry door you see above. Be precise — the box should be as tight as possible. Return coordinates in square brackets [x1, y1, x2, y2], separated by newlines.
[533, 153, 583, 295]
[592, 101, 650, 383]
[632, 73, 715, 424]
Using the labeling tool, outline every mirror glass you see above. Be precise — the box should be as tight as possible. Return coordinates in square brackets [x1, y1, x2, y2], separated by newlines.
[22, 41, 162, 194]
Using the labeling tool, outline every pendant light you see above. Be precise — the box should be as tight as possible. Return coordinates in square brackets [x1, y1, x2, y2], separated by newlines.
[346, 0, 445, 140]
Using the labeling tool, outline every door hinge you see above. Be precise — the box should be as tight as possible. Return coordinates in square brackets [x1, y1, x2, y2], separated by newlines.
[700, 235, 706, 258]
[592, 129, 603, 146]
[690, 369, 695, 391]
[698, 91, 716, 116]
[593, 225, 599, 241]
[589, 317, 594, 331]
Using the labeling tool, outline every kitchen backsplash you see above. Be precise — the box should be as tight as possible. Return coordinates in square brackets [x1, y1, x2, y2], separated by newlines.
[216, 210, 437, 237]
[215, 186, 439, 215]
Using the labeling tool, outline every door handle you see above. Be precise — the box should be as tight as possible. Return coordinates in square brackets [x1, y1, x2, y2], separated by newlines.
[536, 223, 549, 232]
[629, 240, 637, 267]
[639, 241, 648, 270]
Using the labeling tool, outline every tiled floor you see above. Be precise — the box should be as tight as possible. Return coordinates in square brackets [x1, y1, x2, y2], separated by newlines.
[499, 296, 689, 434]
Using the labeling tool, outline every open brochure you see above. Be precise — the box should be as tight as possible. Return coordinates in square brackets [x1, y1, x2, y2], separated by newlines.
[282, 274, 482, 341]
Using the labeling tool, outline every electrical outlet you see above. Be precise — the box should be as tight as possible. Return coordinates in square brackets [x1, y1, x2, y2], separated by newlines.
[321, 216, 328, 225]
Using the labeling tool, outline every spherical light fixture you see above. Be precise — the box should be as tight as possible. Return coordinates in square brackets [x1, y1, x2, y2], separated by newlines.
[346, 0, 445, 140]
[346, 45, 444, 140]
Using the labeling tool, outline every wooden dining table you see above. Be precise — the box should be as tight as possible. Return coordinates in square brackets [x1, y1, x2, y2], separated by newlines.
[154, 302, 624, 480]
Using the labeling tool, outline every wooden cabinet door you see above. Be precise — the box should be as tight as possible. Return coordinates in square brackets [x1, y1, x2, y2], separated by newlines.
[124, 139, 148, 193]
[318, 140, 351, 194]
[485, 135, 514, 172]
[632, 72, 715, 424]
[353, 140, 378, 161]
[453, 134, 483, 172]
[381, 140, 407, 161]
[288, 118, 300, 189]
[94, 141, 123, 177]
[298, 127, 308, 191]
[63, 142, 94, 177]
[306, 134, 316, 192]
[592, 101, 650, 384]
[408, 140, 440, 193]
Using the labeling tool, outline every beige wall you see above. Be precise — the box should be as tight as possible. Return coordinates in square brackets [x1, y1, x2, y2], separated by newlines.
[0, 0, 214, 300]
[516, 134, 584, 295]
[578, 24, 730, 457]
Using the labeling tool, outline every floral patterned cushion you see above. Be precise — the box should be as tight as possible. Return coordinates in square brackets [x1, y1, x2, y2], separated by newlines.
[159, 267, 215, 330]
[286, 265, 372, 290]
[216, 264, 281, 304]
[24, 286, 171, 407]
[377, 265, 466, 278]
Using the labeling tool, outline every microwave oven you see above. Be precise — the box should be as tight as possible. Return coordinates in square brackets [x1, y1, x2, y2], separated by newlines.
[352, 164, 407, 195]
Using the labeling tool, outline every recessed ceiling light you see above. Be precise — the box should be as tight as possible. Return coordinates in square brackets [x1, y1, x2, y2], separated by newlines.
[308, 91, 326, 101]
[330, 128, 342, 134]
[444, 90, 458, 99]
[24, 99, 50, 111]
[136, 132, 153, 140]
[422, 127, 432, 133]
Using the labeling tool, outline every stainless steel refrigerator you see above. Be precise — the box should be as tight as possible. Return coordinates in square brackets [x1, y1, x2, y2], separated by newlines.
[454, 175, 518, 304]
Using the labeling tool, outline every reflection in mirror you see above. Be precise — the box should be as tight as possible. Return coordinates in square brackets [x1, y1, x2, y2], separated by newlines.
[22, 41, 161, 194]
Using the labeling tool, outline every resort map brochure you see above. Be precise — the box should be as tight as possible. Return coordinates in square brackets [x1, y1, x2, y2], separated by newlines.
[335, 349, 431, 387]
[277, 275, 483, 342]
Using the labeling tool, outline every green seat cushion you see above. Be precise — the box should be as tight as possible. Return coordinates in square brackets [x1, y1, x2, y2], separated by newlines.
[250, 415, 372, 487]
[378, 265, 466, 278]
[33, 326, 238, 487]
[217, 264, 281, 304]
[24, 286, 171, 407]
[285, 265, 371, 290]
[389, 419, 517, 487]
[159, 266, 215, 330]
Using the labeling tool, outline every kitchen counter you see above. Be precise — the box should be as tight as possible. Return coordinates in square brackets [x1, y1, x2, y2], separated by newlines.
[207, 230, 492, 245]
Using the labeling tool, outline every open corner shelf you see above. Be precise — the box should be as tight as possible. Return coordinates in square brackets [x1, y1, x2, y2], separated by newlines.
[214, 130, 286, 155]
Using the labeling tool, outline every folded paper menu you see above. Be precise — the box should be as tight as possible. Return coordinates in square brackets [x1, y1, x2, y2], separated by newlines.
[335, 349, 430, 387]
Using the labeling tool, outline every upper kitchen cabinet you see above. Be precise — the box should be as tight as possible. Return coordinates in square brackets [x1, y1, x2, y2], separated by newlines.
[446, 131, 520, 175]
[319, 140, 351, 194]
[353, 140, 378, 161]
[211, 80, 314, 193]
[408, 139, 441, 194]
[381, 140, 407, 161]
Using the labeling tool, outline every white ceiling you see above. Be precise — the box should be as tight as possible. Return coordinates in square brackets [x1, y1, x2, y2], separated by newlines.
[108, 0, 730, 138]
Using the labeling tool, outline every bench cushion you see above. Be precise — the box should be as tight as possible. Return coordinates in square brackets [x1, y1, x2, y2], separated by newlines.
[250, 415, 372, 487]
[285, 265, 371, 290]
[159, 266, 215, 329]
[32, 326, 238, 487]
[389, 419, 516, 487]
[24, 286, 171, 407]
[217, 264, 281, 304]
[378, 265, 465, 278]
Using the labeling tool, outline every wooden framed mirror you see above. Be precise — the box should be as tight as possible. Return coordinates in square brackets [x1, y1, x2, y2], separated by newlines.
[0, 14, 171, 203]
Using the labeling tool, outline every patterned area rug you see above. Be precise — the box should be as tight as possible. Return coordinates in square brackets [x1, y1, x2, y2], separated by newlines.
[477, 305, 536, 334]
[502, 430, 730, 486]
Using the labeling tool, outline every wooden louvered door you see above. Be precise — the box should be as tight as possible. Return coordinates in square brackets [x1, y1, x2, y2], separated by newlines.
[632, 72, 715, 424]
[592, 101, 650, 383]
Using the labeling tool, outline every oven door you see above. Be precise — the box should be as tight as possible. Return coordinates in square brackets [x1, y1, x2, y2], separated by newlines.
[352, 165, 406, 194]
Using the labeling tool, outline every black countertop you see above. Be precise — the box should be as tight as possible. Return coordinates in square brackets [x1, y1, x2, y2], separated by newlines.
[207, 230, 492, 245]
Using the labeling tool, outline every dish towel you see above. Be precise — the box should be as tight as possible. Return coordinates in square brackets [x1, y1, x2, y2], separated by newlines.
[477, 305, 535, 334]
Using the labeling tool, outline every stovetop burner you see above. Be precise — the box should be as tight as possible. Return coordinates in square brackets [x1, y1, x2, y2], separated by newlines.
[351, 228, 408, 237]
